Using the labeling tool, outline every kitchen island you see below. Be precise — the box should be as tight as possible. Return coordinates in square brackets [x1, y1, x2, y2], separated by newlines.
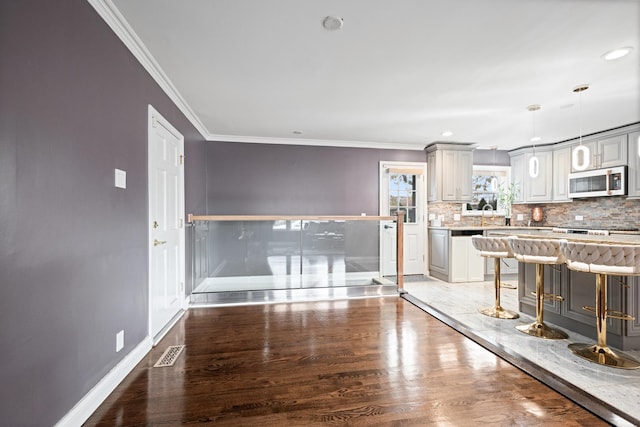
[492, 229, 640, 350]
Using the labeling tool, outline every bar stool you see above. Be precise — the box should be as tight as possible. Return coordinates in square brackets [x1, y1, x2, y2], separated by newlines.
[508, 236, 568, 339]
[561, 241, 640, 369]
[471, 236, 519, 319]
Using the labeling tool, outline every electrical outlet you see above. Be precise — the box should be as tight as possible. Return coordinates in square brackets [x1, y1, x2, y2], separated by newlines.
[517, 214, 524, 221]
[453, 214, 461, 221]
[116, 330, 124, 352]
[575, 215, 584, 221]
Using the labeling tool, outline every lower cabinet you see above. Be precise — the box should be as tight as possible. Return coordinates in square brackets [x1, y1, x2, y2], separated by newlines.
[428, 228, 484, 283]
[517, 263, 640, 350]
[450, 236, 484, 282]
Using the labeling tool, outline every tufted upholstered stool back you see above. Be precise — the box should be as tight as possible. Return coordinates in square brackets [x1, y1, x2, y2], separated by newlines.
[508, 237, 567, 265]
[561, 241, 640, 276]
[472, 236, 513, 258]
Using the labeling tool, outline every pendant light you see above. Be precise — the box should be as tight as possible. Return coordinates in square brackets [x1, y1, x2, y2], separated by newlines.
[490, 146, 498, 191]
[527, 104, 541, 178]
[572, 84, 590, 171]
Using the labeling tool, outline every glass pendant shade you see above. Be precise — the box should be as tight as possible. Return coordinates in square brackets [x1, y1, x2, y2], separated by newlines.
[490, 176, 498, 192]
[571, 85, 590, 171]
[529, 155, 539, 178]
[572, 145, 590, 171]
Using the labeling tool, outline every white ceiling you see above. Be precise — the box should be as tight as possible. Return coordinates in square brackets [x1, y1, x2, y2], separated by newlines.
[107, 0, 639, 151]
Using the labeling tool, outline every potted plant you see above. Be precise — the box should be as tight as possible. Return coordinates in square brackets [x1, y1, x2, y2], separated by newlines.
[497, 182, 520, 225]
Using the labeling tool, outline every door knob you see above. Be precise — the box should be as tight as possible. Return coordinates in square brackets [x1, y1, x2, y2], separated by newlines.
[153, 239, 167, 246]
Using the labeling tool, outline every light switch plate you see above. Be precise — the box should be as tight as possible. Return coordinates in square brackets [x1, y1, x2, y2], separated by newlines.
[115, 169, 126, 189]
[454, 214, 461, 221]
[517, 214, 524, 221]
[116, 330, 124, 352]
[575, 215, 584, 221]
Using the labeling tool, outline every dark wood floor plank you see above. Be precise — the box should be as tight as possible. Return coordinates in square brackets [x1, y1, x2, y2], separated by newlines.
[84, 297, 607, 426]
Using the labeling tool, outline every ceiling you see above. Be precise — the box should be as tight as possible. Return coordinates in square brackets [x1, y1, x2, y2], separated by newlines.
[105, 0, 639, 151]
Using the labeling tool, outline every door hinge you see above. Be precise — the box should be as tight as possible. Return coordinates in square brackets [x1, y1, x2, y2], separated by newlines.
[179, 219, 184, 228]
[180, 282, 184, 292]
[179, 154, 184, 165]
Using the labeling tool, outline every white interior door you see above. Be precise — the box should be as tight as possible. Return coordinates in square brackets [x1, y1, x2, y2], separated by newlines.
[148, 105, 185, 343]
[380, 162, 426, 276]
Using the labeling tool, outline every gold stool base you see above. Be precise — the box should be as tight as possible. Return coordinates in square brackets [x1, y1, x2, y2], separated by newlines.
[516, 322, 568, 340]
[500, 282, 517, 290]
[479, 306, 519, 319]
[569, 343, 640, 369]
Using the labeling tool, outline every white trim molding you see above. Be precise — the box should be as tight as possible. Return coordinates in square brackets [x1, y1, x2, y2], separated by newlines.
[55, 336, 153, 427]
[87, 0, 209, 137]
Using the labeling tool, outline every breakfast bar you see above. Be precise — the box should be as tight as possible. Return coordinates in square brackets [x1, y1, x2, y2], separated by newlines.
[492, 229, 640, 352]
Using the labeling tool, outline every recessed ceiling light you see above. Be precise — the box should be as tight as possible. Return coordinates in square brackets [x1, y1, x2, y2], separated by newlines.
[441, 130, 453, 137]
[602, 46, 633, 61]
[530, 136, 542, 142]
[322, 16, 343, 31]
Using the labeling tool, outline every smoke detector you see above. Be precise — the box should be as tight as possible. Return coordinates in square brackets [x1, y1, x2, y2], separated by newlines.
[322, 16, 344, 31]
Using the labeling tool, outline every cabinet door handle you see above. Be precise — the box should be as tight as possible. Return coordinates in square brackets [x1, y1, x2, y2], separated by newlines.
[153, 239, 167, 246]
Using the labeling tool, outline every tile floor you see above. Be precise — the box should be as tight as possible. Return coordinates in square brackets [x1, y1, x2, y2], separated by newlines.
[404, 277, 640, 426]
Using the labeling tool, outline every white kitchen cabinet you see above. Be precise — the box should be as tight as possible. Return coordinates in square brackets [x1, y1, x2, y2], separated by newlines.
[524, 150, 553, 202]
[510, 149, 553, 203]
[509, 153, 525, 203]
[628, 131, 640, 198]
[571, 134, 628, 171]
[451, 236, 484, 282]
[426, 143, 473, 202]
[552, 146, 571, 201]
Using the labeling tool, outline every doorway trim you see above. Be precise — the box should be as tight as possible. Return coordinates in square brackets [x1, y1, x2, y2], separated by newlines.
[147, 105, 186, 344]
[379, 161, 428, 276]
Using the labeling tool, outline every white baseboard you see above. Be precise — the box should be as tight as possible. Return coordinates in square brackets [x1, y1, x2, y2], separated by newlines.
[55, 336, 153, 427]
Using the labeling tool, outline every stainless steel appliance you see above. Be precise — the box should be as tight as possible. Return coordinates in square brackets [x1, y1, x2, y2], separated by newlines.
[568, 166, 627, 198]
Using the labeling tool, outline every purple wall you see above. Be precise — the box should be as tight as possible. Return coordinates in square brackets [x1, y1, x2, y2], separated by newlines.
[205, 142, 425, 215]
[0, 1, 206, 425]
[0, 1, 423, 424]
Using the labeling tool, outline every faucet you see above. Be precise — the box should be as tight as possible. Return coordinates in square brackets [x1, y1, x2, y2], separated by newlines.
[481, 204, 494, 227]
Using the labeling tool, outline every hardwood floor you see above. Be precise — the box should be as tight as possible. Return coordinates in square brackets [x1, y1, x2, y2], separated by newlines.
[85, 297, 607, 426]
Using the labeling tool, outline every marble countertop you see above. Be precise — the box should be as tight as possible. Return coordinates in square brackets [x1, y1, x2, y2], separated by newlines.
[428, 226, 640, 244]
[490, 229, 640, 245]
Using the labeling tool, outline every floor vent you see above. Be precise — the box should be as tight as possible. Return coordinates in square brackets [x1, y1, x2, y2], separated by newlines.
[153, 345, 185, 367]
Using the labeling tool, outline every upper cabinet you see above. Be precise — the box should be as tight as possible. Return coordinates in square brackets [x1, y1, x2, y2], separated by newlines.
[510, 124, 639, 203]
[426, 143, 473, 202]
[571, 133, 628, 172]
[552, 146, 571, 202]
[629, 131, 640, 198]
[509, 149, 553, 203]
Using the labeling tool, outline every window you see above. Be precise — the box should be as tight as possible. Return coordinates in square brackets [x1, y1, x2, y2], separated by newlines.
[388, 173, 417, 223]
[464, 166, 511, 215]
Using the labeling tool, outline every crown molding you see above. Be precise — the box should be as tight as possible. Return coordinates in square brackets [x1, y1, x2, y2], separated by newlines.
[87, 0, 425, 152]
[206, 133, 426, 151]
[87, 0, 210, 137]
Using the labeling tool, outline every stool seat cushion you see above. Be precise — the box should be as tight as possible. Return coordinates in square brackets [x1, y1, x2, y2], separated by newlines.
[508, 236, 567, 265]
[471, 236, 513, 258]
[561, 241, 640, 276]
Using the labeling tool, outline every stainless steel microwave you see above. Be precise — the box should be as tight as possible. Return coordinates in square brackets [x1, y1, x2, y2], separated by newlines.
[568, 166, 627, 198]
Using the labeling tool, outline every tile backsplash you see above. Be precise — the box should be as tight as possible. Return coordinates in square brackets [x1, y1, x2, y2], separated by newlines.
[429, 197, 640, 229]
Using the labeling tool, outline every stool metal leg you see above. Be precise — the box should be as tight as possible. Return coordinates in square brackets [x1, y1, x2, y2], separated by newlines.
[569, 274, 640, 369]
[516, 263, 568, 339]
[479, 258, 519, 319]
